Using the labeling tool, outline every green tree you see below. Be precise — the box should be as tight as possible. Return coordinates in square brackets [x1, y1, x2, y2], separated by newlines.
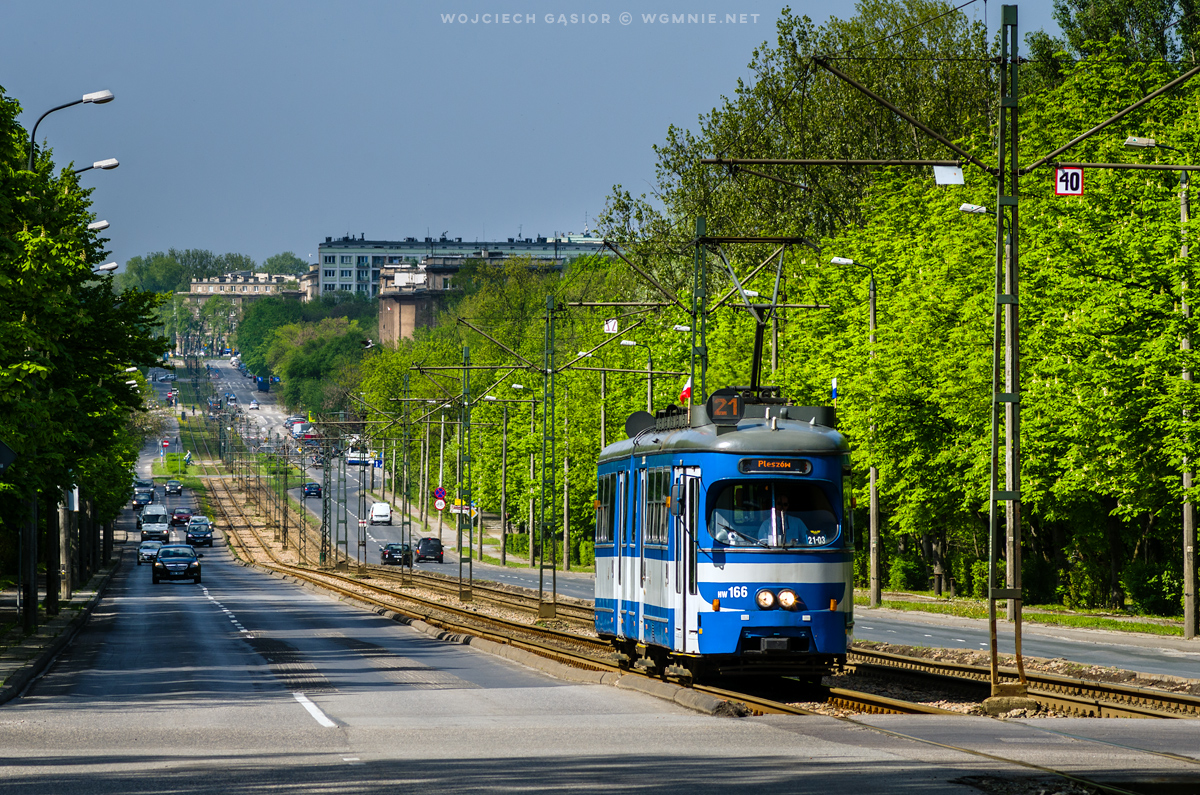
[261, 251, 308, 276]
[1, 84, 168, 552]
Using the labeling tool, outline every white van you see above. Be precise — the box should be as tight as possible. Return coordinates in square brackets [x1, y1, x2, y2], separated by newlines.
[369, 502, 392, 526]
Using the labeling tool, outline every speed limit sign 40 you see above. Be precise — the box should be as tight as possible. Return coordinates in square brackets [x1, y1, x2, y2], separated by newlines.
[1055, 166, 1083, 196]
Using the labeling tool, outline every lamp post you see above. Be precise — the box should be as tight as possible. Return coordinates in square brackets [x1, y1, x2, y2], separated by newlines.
[512, 384, 538, 566]
[26, 90, 114, 171]
[620, 339, 654, 412]
[1125, 136, 1195, 639]
[829, 257, 880, 606]
[73, 158, 119, 176]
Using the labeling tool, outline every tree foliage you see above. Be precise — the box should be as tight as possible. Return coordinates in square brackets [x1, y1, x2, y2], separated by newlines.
[0, 84, 169, 552]
[115, 248, 257, 294]
[261, 251, 308, 276]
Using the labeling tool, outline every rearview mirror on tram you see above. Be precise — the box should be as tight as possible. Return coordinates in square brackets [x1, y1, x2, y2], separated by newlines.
[669, 484, 684, 516]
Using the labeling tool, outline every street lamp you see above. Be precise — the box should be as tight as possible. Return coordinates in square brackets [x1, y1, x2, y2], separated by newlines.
[829, 256, 881, 606]
[87, 220, 109, 232]
[93, 262, 118, 274]
[26, 90, 115, 171]
[1125, 134, 1195, 639]
[73, 158, 119, 176]
[620, 339, 654, 412]
[959, 203, 993, 215]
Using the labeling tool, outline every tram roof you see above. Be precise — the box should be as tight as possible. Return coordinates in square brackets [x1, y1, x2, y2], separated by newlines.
[598, 407, 847, 464]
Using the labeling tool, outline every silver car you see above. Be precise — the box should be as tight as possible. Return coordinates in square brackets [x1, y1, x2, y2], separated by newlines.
[137, 541, 163, 566]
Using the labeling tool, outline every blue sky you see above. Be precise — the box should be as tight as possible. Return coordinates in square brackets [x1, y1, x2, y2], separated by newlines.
[3, 1, 1060, 270]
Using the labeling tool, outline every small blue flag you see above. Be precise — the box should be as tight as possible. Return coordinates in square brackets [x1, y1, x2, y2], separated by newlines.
[831, 377, 838, 401]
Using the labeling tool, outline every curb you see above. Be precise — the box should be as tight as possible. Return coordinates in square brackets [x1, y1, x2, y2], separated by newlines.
[0, 551, 124, 707]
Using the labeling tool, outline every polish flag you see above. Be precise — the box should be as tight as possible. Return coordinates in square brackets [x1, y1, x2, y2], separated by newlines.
[678, 376, 693, 403]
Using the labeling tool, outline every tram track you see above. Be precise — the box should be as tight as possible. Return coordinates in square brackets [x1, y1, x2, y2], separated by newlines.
[848, 648, 1200, 720]
[367, 566, 596, 627]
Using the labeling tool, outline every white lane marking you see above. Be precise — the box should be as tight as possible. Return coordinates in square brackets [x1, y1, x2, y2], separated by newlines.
[294, 693, 337, 727]
[924, 634, 932, 637]
[954, 638, 967, 642]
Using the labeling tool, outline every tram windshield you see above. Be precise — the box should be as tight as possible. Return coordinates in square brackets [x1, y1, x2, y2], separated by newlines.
[708, 480, 840, 548]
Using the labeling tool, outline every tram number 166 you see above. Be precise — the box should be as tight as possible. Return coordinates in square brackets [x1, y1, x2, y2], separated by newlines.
[720, 586, 749, 599]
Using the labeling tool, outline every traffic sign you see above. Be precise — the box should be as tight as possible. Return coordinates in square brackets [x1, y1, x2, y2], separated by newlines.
[450, 504, 470, 514]
[373, 459, 383, 468]
[1055, 166, 1083, 196]
[161, 439, 170, 448]
[434, 498, 446, 511]
[434, 486, 446, 500]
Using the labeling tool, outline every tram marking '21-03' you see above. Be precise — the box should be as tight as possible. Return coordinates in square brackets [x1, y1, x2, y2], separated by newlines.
[594, 394, 853, 680]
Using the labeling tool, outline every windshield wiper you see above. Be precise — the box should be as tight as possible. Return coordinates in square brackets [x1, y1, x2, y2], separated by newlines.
[729, 529, 768, 547]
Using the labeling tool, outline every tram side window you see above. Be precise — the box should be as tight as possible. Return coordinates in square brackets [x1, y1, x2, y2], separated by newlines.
[595, 473, 616, 544]
[644, 468, 669, 545]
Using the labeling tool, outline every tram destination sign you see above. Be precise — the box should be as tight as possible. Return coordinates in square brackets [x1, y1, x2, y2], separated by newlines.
[738, 458, 813, 475]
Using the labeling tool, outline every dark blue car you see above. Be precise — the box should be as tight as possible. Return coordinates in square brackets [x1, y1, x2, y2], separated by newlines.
[302, 482, 321, 497]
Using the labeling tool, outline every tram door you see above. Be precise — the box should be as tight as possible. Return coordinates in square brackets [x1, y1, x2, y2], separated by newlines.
[673, 467, 701, 652]
[617, 470, 639, 639]
[643, 468, 672, 647]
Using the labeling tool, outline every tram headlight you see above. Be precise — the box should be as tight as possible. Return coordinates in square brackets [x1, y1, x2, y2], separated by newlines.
[755, 589, 776, 609]
[777, 589, 797, 609]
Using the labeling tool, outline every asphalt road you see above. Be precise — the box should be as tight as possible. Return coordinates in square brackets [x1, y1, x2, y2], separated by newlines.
[4, 502, 1197, 793]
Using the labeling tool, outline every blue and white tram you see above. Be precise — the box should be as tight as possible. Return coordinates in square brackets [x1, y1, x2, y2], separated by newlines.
[594, 398, 854, 679]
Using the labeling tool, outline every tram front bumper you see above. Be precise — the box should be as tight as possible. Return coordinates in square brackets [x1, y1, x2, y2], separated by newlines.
[697, 609, 847, 656]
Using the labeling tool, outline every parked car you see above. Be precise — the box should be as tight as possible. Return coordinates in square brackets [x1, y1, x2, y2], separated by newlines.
[136, 540, 163, 566]
[170, 507, 193, 526]
[302, 482, 322, 498]
[415, 537, 444, 564]
[380, 543, 411, 566]
[369, 502, 392, 525]
[152, 544, 203, 584]
[164, 479, 183, 496]
[186, 516, 214, 547]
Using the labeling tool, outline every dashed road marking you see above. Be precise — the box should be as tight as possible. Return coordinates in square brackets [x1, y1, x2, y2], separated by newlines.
[294, 693, 337, 727]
